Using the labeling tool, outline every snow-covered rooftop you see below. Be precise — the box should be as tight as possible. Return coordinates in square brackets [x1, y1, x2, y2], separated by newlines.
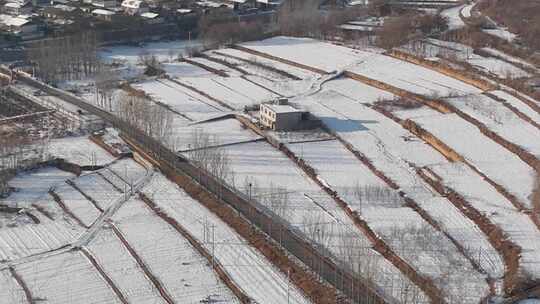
[0, 14, 30, 27]
[263, 103, 303, 114]
[92, 8, 115, 15]
[140, 12, 158, 18]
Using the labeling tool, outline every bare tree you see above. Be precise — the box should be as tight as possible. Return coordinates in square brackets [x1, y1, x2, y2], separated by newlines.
[264, 183, 289, 220]
[116, 92, 174, 142]
[27, 32, 101, 84]
[94, 67, 119, 111]
[138, 51, 164, 76]
[302, 211, 334, 248]
[533, 174, 540, 223]
[186, 128, 231, 181]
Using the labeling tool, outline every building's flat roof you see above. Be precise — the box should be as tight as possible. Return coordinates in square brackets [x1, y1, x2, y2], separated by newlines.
[92, 8, 114, 15]
[263, 103, 303, 114]
[0, 14, 30, 26]
[5, 2, 23, 8]
[140, 12, 158, 18]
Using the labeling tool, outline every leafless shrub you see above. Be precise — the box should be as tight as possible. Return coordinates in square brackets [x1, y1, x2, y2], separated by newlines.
[385, 224, 472, 301]
[337, 230, 425, 303]
[137, 51, 164, 76]
[301, 211, 334, 248]
[184, 45, 203, 58]
[375, 97, 422, 111]
[341, 183, 403, 214]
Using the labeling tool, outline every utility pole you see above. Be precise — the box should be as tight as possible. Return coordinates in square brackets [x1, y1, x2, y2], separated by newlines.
[211, 224, 216, 269]
[287, 268, 290, 304]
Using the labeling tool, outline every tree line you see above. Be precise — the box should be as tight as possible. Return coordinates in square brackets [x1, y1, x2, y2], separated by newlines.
[26, 32, 101, 84]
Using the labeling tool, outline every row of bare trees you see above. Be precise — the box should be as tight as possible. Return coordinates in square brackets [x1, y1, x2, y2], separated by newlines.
[116, 92, 174, 143]
[0, 133, 50, 197]
[186, 128, 232, 182]
[27, 32, 101, 84]
[278, 0, 367, 39]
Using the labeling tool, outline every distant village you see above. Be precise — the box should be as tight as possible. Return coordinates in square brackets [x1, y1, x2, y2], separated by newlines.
[0, 0, 373, 47]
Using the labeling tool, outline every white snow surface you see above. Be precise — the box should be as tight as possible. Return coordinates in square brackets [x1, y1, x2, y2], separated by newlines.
[0, 222, 82, 262]
[214, 47, 319, 80]
[428, 162, 540, 280]
[73, 173, 123, 210]
[177, 76, 279, 109]
[187, 56, 243, 77]
[396, 108, 536, 209]
[15, 251, 120, 304]
[441, 4, 466, 30]
[2, 167, 74, 209]
[134, 78, 227, 120]
[347, 54, 482, 96]
[113, 197, 241, 303]
[293, 90, 498, 300]
[171, 118, 262, 152]
[481, 48, 537, 71]
[47, 136, 115, 166]
[241, 36, 376, 73]
[100, 40, 202, 66]
[402, 39, 530, 79]
[53, 183, 102, 227]
[483, 28, 517, 42]
[490, 90, 540, 124]
[461, 2, 476, 18]
[445, 93, 540, 155]
[0, 270, 26, 303]
[142, 173, 311, 304]
[206, 140, 427, 302]
[85, 229, 168, 304]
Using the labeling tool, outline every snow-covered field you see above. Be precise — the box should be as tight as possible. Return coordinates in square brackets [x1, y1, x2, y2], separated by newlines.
[428, 162, 540, 281]
[396, 107, 536, 209]
[483, 28, 517, 42]
[15, 251, 120, 304]
[445, 93, 540, 155]
[240, 36, 377, 73]
[134, 78, 228, 120]
[213, 48, 320, 80]
[489, 90, 540, 123]
[205, 51, 292, 81]
[84, 229, 168, 304]
[293, 89, 498, 301]
[47, 136, 115, 166]
[0, 222, 82, 262]
[200, 138, 427, 302]
[441, 4, 466, 30]
[100, 39, 201, 66]
[348, 54, 482, 96]
[112, 197, 240, 303]
[187, 56, 244, 77]
[177, 76, 279, 109]
[170, 118, 262, 152]
[73, 173, 123, 210]
[481, 48, 537, 71]
[142, 173, 311, 304]
[53, 183, 102, 227]
[2, 167, 74, 209]
[0, 270, 26, 303]
[402, 39, 531, 79]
